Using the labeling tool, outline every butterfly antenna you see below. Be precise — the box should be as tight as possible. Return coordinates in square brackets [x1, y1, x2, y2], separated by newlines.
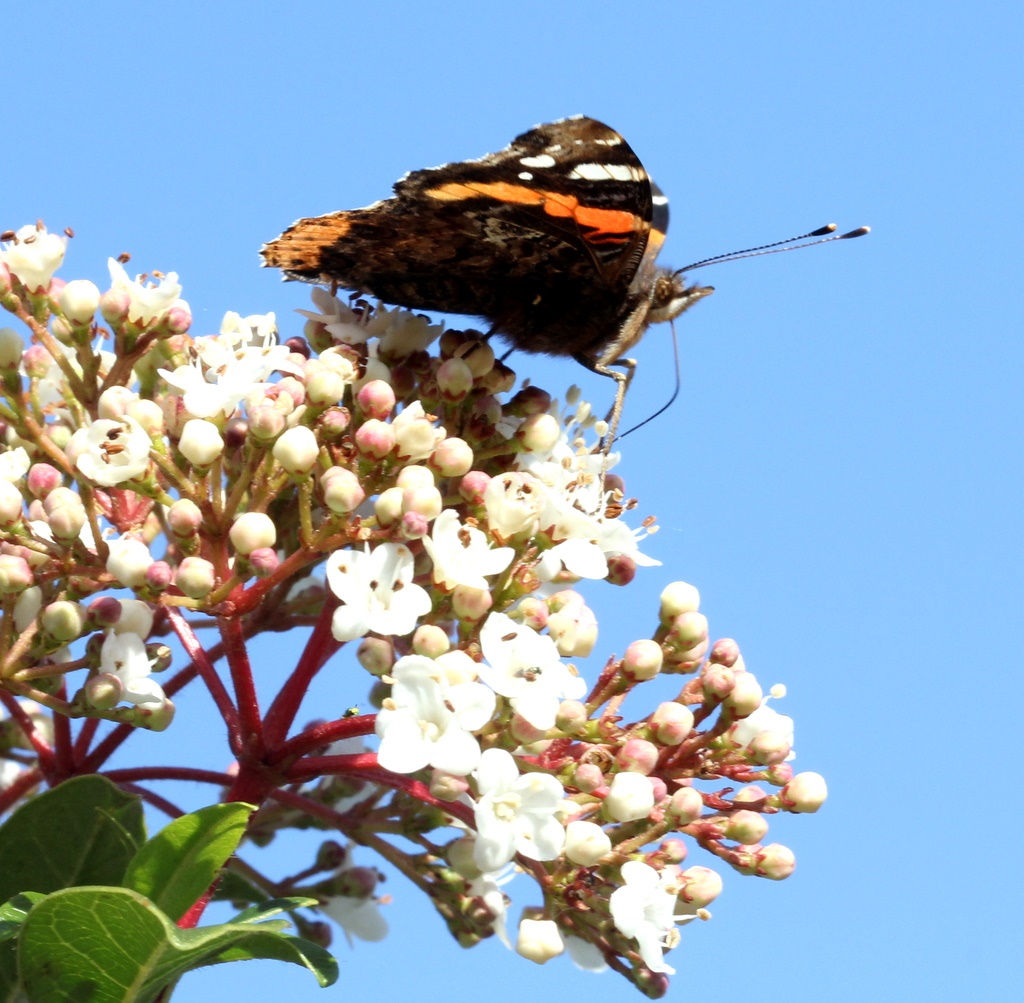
[676, 224, 870, 275]
[617, 320, 682, 441]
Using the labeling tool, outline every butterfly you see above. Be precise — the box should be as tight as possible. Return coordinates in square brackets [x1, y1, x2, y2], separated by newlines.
[261, 115, 714, 438]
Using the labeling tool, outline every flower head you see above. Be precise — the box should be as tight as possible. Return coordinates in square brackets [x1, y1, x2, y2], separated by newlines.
[375, 655, 495, 776]
[1, 224, 66, 292]
[477, 612, 585, 730]
[470, 748, 566, 871]
[422, 509, 514, 591]
[326, 542, 432, 642]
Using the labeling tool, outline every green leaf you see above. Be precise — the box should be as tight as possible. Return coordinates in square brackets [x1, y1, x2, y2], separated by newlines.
[18, 886, 337, 1002]
[123, 803, 254, 922]
[0, 776, 145, 902]
[230, 897, 319, 925]
[0, 895, 46, 943]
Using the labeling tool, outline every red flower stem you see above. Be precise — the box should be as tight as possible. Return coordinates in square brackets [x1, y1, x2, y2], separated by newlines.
[262, 594, 341, 748]
[0, 766, 44, 815]
[0, 688, 56, 777]
[219, 613, 264, 759]
[102, 766, 235, 787]
[110, 781, 188, 820]
[285, 753, 476, 827]
[51, 683, 74, 778]
[72, 716, 100, 764]
[268, 713, 377, 766]
[165, 606, 242, 754]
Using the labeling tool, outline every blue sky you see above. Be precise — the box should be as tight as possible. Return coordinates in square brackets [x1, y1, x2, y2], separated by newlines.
[5, 2, 1021, 1001]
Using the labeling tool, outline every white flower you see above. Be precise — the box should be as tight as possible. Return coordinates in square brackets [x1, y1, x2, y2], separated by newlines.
[70, 416, 152, 486]
[99, 631, 165, 707]
[320, 894, 388, 944]
[477, 612, 585, 730]
[565, 934, 608, 972]
[515, 918, 564, 965]
[0, 447, 30, 483]
[422, 509, 514, 591]
[467, 866, 515, 948]
[534, 537, 608, 583]
[159, 323, 300, 419]
[1, 225, 66, 292]
[107, 258, 185, 325]
[375, 655, 495, 776]
[326, 543, 432, 642]
[298, 287, 371, 346]
[368, 304, 444, 357]
[729, 699, 795, 758]
[604, 771, 656, 822]
[469, 748, 566, 871]
[483, 471, 544, 541]
[610, 860, 696, 975]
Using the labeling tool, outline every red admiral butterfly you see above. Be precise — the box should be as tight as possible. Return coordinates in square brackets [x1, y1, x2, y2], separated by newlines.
[261, 115, 713, 436]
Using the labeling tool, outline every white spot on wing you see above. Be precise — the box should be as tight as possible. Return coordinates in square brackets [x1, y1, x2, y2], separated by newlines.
[518, 171, 534, 180]
[568, 163, 643, 182]
[652, 193, 669, 205]
[520, 154, 556, 168]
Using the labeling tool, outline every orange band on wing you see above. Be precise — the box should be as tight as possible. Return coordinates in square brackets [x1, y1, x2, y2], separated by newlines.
[425, 182, 638, 241]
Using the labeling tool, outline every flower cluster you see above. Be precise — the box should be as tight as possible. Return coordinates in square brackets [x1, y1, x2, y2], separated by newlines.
[0, 223, 828, 994]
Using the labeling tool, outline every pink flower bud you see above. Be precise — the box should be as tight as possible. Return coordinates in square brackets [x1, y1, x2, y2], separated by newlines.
[516, 597, 548, 630]
[724, 673, 763, 718]
[616, 738, 660, 775]
[709, 637, 741, 666]
[669, 610, 708, 648]
[99, 287, 131, 324]
[356, 379, 396, 420]
[399, 511, 429, 539]
[430, 769, 470, 802]
[678, 865, 723, 906]
[572, 763, 604, 792]
[163, 304, 192, 335]
[668, 786, 704, 825]
[747, 731, 791, 766]
[458, 469, 491, 504]
[273, 425, 319, 475]
[21, 345, 51, 378]
[354, 418, 395, 458]
[402, 484, 443, 520]
[306, 368, 348, 405]
[174, 556, 216, 599]
[751, 843, 796, 880]
[429, 436, 473, 477]
[248, 547, 280, 577]
[412, 625, 450, 658]
[59, 279, 100, 324]
[606, 553, 637, 586]
[508, 385, 552, 414]
[41, 600, 86, 641]
[247, 405, 287, 443]
[356, 636, 394, 676]
[134, 697, 176, 732]
[604, 771, 655, 822]
[374, 486, 404, 527]
[436, 357, 474, 400]
[145, 561, 173, 590]
[624, 638, 663, 680]
[510, 713, 547, 744]
[451, 585, 492, 621]
[658, 838, 689, 864]
[517, 412, 560, 453]
[106, 537, 154, 588]
[167, 498, 203, 538]
[649, 701, 694, 745]
[85, 672, 124, 710]
[321, 466, 365, 514]
[178, 419, 224, 468]
[659, 581, 700, 620]
[555, 700, 588, 735]
[724, 809, 769, 844]
[229, 512, 277, 555]
[564, 820, 611, 866]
